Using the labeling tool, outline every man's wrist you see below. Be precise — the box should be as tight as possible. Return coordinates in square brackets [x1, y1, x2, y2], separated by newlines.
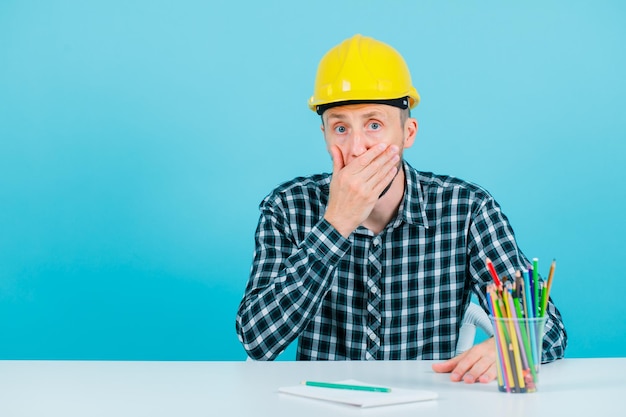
[323, 214, 356, 238]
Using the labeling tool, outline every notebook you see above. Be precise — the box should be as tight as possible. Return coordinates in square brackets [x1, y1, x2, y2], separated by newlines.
[278, 379, 438, 408]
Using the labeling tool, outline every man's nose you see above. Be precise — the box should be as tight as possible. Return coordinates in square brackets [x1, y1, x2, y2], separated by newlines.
[349, 130, 368, 158]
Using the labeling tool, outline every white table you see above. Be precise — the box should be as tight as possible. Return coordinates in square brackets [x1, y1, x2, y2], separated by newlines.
[0, 358, 623, 416]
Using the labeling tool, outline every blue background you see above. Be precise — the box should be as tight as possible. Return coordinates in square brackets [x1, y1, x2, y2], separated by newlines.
[1, 0, 624, 361]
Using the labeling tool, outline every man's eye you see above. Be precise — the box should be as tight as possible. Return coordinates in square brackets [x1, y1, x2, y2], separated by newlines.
[334, 126, 346, 134]
[369, 122, 380, 130]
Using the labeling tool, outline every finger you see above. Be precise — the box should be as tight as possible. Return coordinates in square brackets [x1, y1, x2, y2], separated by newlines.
[329, 145, 345, 172]
[359, 145, 400, 186]
[431, 354, 462, 374]
[477, 363, 498, 383]
[369, 154, 400, 192]
[351, 143, 391, 174]
[431, 350, 470, 383]
[451, 353, 479, 383]
[453, 341, 497, 384]
[459, 356, 498, 384]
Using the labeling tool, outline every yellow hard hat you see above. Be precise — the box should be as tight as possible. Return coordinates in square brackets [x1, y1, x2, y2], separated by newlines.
[309, 34, 420, 115]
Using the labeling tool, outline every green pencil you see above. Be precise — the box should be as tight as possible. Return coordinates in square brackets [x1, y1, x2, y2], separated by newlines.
[302, 381, 392, 393]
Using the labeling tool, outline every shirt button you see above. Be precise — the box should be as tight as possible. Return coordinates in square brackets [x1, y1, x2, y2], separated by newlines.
[369, 333, 377, 341]
[370, 287, 378, 294]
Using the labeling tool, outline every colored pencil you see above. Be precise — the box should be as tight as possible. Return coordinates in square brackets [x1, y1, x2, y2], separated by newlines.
[532, 258, 539, 317]
[487, 290, 505, 389]
[540, 260, 556, 317]
[302, 381, 391, 393]
[486, 258, 501, 287]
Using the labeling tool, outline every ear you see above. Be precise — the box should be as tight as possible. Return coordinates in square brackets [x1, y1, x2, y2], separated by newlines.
[403, 118, 418, 149]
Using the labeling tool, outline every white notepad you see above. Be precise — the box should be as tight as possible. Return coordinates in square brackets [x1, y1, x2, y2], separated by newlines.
[278, 379, 438, 408]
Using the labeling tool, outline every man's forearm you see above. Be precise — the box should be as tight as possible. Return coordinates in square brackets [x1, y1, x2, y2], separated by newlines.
[236, 219, 350, 360]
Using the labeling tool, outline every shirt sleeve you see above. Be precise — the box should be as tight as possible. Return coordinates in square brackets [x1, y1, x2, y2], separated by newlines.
[235, 197, 351, 360]
[466, 194, 568, 363]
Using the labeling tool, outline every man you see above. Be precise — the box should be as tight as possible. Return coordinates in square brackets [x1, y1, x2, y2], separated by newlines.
[235, 34, 567, 383]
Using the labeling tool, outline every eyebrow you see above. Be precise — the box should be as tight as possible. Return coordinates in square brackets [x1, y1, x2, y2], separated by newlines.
[326, 111, 386, 122]
[362, 111, 385, 120]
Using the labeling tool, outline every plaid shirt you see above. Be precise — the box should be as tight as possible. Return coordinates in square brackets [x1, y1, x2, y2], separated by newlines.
[236, 161, 567, 361]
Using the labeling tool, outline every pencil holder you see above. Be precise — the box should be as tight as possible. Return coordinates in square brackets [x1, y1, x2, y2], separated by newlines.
[489, 316, 547, 393]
